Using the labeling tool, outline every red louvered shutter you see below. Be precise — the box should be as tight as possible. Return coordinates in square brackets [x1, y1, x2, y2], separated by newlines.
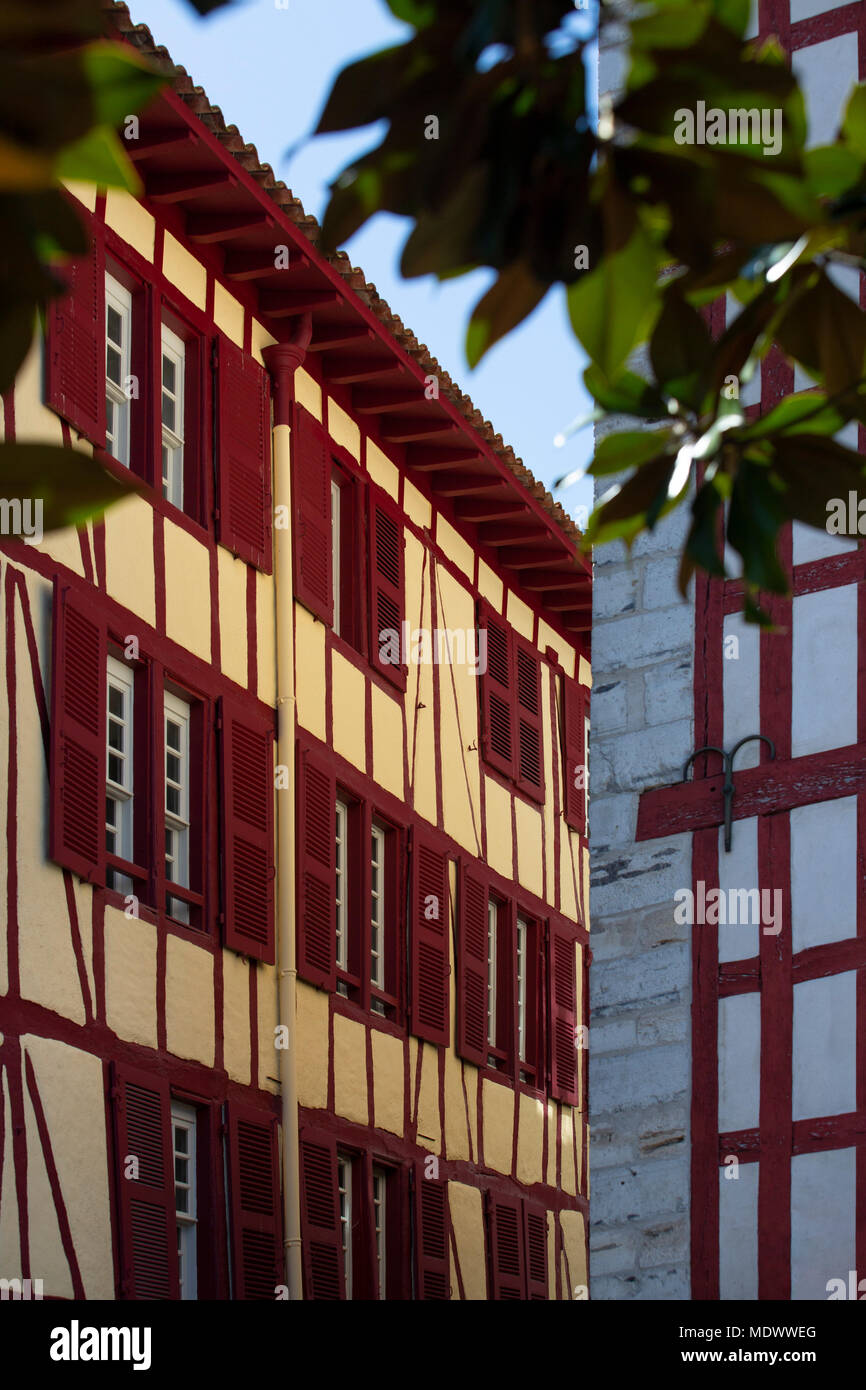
[217, 337, 272, 571]
[479, 606, 514, 779]
[227, 1102, 282, 1300]
[410, 834, 450, 1046]
[219, 698, 275, 965]
[488, 1193, 525, 1299]
[46, 232, 106, 447]
[49, 581, 106, 883]
[111, 1063, 178, 1300]
[515, 640, 544, 803]
[563, 675, 586, 834]
[549, 919, 579, 1105]
[297, 745, 336, 990]
[291, 404, 332, 623]
[369, 487, 405, 689]
[299, 1132, 344, 1299]
[524, 1203, 549, 1299]
[414, 1171, 450, 1299]
[456, 865, 488, 1066]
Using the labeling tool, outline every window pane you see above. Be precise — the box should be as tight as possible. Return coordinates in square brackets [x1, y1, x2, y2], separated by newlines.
[167, 721, 181, 751]
[162, 355, 175, 392]
[162, 393, 175, 431]
[108, 685, 124, 718]
[107, 306, 122, 346]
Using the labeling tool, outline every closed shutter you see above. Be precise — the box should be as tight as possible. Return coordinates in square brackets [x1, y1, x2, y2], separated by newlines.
[456, 865, 488, 1066]
[46, 233, 106, 447]
[524, 1204, 549, 1299]
[410, 834, 450, 1047]
[487, 1193, 524, 1299]
[414, 1172, 450, 1299]
[217, 337, 272, 571]
[299, 1132, 345, 1299]
[515, 640, 544, 802]
[563, 675, 586, 834]
[549, 920, 579, 1105]
[227, 1102, 282, 1300]
[219, 698, 275, 965]
[49, 581, 106, 883]
[479, 606, 514, 779]
[111, 1063, 178, 1300]
[369, 487, 405, 688]
[291, 403, 332, 623]
[297, 745, 336, 990]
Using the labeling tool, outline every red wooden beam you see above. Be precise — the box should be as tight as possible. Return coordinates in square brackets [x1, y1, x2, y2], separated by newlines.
[520, 569, 584, 591]
[406, 446, 486, 471]
[127, 129, 193, 161]
[146, 170, 233, 203]
[429, 472, 507, 497]
[259, 289, 338, 317]
[454, 499, 529, 523]
[308, 325, 371, 352]
[381, 417, 458, 444]
[223, 248, 291, 281]
[323, 354, 392, 382]
[187, 211, 272, 242]
[497, 547, 569, 570]
[352, 388, 422, 414]
[478, 522, 548, 546]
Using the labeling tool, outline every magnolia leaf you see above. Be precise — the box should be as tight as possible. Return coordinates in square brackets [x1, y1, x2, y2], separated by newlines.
[567, 222, 661, 379]
[55, 126, 141, 192]
[589, 427, 675, 477]
[0, 441, 142, 530]
[583, 363, 669, 418]
[466, 262, 547, 367]
[842, 83, 866, 160]
[585, 453, 678, 548]
[80, 42, 165, 128]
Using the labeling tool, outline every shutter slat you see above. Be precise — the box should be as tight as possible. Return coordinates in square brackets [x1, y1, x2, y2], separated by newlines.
[524, 1205, 549, 1299]
[456, 865, 488, 1066]
[369, 488, 405, 688]
[415, 1173, 450, 1299]
[49, 581, 106, 882]
[227, 1103, 282, 1299]
[549, 919, 579, 1105]
[410, 835, 450, 1047]
[488, 1194, 525, 1299]
[563, 676, 586, 834]
[297, 746, 336, 990]
[292, 404, 332, 623]
[112, 1063, 178, 1300]
[217, 337, 272, 571]
[300, 1133, 345, 1299]
[515, 641, 544, 802]
[480, 606, 514, 779]
[46, 231, 106, 447]
[220, 698, 275, 964]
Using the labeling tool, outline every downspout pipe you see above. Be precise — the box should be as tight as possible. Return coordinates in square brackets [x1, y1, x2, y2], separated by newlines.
[263, 313, 312, 1302]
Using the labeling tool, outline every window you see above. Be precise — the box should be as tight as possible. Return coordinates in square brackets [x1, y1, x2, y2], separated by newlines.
[161, 325, 185, 509]
[172, 1101, 197, 1300]
[105, 274, 132, 466]
[300, 1138, 408, 1300]
[331, 475, 342, 637]
[517, 915, 527, 1065]
[164, 692, 191, 924]
[373, 1166, 387, 1300]
[335, 797, 348, 992]
[370, 823, 386, 1003]
[478, 607, 544, 803]
[337, 1153, 353, 1299]
[485, 895, 509, 1071]
[106, 655, 134, 895]
[487, 897, 498, 1050]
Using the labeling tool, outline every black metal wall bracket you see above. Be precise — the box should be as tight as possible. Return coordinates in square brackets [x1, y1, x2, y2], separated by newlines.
[682, 734, 776, 852]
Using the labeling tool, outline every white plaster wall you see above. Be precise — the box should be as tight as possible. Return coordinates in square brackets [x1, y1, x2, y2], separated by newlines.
[791, 584, 858, 756]
[790, 1148, 856, 1300]
[723, 612, 761, 768]
[792, 971, 857, 1121]
[717, 817, 761, 963]
[790, 795, 857, 951]
[793, 32, 859, 147]
[719, 1161, 759, 1300]
[718, 993, 761, 1132]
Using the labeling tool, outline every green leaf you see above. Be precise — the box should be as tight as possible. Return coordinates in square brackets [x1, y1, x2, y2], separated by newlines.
[630, 5, 712, 50]
[771, 433, 866, 528]
[567, 222, 661, 379]
[679, 479, 726, 595]
[0, 301, 36, 397]
[0, 441, 141, 530]
[737, 391, 846, 441]
[803, 144, 863, 200]
[585, 453, 678, 548]
[842, 83, 866, 160]
[384, 0, 436, 26]
[588, 428, 675, 477]
[315, 44, 419, 134]
[650, 292, 713, 406]
[711, 0, 751, 38]
[583, 363, 669, 418]
[776, 270, 866, 394]
[466, 262, 547, 367]
[55, 126, 140, 192]
[727, 463, 788, 594]
[80, 42, 165, 129]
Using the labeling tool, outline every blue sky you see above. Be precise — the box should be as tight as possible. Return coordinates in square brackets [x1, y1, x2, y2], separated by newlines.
[132, 0, 595, 521]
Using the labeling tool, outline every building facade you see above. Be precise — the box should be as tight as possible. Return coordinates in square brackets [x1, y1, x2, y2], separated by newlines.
[590, 0, 866, 1301]
[0, 4, 590, 1300]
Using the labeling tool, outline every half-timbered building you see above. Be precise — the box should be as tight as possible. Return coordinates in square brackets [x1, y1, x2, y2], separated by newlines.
[0, 3, 591, 1300]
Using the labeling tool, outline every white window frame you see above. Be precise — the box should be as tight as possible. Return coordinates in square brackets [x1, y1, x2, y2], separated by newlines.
[331, 476, 341, 636]
[171, 1101, 197, 1300]
[337, 1154, 352, 1299]
[105, 274, 132, 467]
[164, 691, 191, 923]
[517, 915, 528, 1065]
[372, 1165, 387, 1300]
[370, 823, 386, 994]
[106, 655, 134, 893]
[160, 324, 185, 510]
[487, 898, 498, 1050]
[336, 798, 348, 976]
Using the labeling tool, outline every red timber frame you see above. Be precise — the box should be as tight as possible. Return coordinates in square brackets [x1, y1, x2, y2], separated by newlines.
[635, 0, 866, 1301]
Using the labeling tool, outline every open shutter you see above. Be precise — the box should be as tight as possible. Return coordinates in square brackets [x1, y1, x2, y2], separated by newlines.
[414, 1171, 450, 1299]
[297, 744, 336, 990]
[299, 1131, 345, 1299]
[456, 865, 488, 1066]
[479, 606, 514, 779]
[410, 834, 450, 1046]
[563, 675, 586, 834]
[46, 232, 106, 447]
[217, 337, 272, 571]
[487, 1194, 525, 1299]
[291, 403, 332, 623]
[369, 487, 405, 688]
[219, 698, 275, 965]
[227, 1102, 282, 1299]
[524, 1204, 549, 1299]
[515, 640, 544, 803]
[111, 1063, 178, 1300]
[549, 919, 579, 1105]
[49, 581, 106, 883]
